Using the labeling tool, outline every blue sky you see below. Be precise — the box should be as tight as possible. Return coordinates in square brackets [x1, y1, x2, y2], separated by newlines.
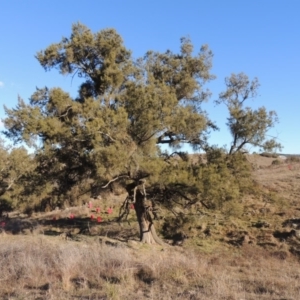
[0, 0, 299, 153]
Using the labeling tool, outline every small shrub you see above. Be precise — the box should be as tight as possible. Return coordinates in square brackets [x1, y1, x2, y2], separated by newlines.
[162, 214, 191, 240]
[286, 155, 300, 163]
[271, 159, 281, 165]
[222, 201, 244, 218]
[135, 266, 155, 284]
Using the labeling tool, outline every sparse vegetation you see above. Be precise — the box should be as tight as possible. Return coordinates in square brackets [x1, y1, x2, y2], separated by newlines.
[1, 154, 300, 299]
[1, 232, 300, 299]
[286, 155, 300, 163]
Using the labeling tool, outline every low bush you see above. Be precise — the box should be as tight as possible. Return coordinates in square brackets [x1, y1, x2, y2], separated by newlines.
[286, 155, 300, 163]
[272, 159, 281, 165]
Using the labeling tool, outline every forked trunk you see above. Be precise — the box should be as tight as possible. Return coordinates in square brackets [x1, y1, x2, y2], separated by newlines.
[134, 194, 163, 244]
[126, 180, 164, 245]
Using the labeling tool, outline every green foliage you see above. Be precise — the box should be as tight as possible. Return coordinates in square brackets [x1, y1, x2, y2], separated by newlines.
[218, 73, 282, 154]
[0, 140, 35, 214]
[1, 23, 281, 222]
[146, 147, 254, 216]
[162, 213, 197, 240]
[36, 23, 132, 98]
[3, 23, 217, 212]
[198, 149, 252, 209]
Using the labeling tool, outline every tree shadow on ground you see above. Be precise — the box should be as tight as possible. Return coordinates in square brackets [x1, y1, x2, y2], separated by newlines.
[1, 216, 139, 242]
[282, 218, 300, 229]
[1, 217, 38, 234]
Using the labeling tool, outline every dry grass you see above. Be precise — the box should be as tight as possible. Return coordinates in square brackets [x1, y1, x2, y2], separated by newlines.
[0, 234, 300, 300]
[1, 155, 300, 299]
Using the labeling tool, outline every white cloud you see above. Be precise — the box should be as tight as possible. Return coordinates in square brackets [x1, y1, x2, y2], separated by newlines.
[0, 81, 4, 88]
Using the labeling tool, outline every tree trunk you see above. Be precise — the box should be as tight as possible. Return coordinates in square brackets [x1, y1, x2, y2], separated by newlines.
[127, 181, 164, 245]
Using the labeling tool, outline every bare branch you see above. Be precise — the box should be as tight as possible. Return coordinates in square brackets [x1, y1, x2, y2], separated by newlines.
[133, 186, 137, 203]
[99, 131, 116, 143]
[101, 174, 129, 188]
[117, 195, 131, 222]
[59, 106, 72, 118]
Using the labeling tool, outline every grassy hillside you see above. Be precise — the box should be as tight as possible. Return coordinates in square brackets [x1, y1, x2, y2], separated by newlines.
[1, 154, 300, 299]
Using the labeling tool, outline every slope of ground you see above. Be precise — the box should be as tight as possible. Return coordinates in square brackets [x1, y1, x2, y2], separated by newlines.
[1, 154, 300, 299]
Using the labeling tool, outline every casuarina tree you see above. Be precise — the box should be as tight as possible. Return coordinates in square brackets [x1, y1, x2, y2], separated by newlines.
[3, 23, 281, 244]
[3, 23, 216, 243]
[217, 73, 282, 154]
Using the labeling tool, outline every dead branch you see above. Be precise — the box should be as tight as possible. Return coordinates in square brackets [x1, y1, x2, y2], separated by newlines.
[117, 195, 131, 223]
[101, 174, 129, 188]
[141, 181, 147, 197]
[99, 131, 116, 143]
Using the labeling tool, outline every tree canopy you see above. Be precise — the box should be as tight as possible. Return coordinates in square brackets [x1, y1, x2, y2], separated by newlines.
[217, 73, 282, 154]
[1, 23, 282, 243]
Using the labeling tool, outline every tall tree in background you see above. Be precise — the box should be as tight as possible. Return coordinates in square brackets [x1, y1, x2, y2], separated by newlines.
[217, 73, 282, 154]
[3, 23, 216, 243]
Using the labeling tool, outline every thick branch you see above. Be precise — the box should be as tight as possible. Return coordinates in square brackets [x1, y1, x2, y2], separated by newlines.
[101, 174, 129, 188]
